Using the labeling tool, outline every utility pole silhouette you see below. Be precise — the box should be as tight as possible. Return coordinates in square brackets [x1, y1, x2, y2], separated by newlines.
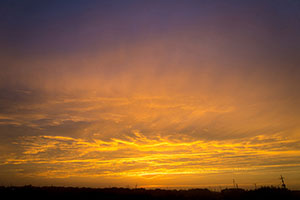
[232, 179, 239, 188]
[280, 175, 286, 189]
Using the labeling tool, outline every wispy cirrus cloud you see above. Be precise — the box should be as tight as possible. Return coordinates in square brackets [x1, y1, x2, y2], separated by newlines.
[2, 133, 300, 181]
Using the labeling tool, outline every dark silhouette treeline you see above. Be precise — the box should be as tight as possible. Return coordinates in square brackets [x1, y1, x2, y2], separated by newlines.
[1, 185, 300, 200]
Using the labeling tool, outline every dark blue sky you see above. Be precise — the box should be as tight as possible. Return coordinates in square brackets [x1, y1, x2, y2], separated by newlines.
[1, 0, 300, 57]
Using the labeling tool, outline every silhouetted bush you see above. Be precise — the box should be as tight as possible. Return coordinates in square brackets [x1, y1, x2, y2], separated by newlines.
[0, 186, 299, 200]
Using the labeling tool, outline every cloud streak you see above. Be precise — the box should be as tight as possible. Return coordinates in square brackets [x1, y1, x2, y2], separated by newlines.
[2, 133, 300, 183]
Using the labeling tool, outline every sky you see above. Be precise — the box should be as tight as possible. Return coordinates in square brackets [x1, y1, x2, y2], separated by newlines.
[0, 0, 300, 189]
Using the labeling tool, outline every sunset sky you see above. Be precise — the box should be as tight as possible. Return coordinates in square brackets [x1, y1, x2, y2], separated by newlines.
[1, 0, 300, 189]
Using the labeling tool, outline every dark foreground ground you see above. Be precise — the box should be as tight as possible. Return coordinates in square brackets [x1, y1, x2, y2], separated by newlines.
[1, 186, 300, 200]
